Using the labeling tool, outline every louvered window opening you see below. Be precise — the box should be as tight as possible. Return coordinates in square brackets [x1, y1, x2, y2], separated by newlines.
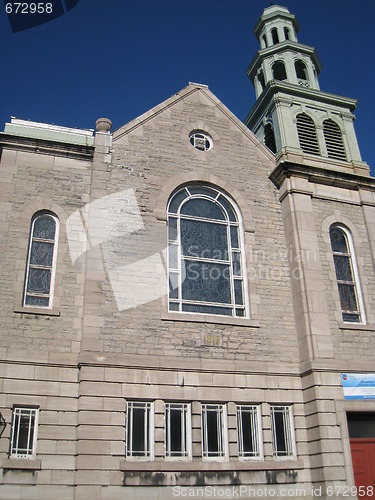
[264, 124, 276, 153]
[323, 120, 346, 161]
[296, 114, 320, 155]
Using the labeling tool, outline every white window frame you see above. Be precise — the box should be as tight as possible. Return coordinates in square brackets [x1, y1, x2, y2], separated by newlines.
[10, 407, 39, 459]
[189, 131, 213, 151]
[270, 405, 296, 459]
[330, 224, 365, 324]
[201, 403, 228, 460]
[126, 401, 154, 460]
[167, 185, 249, 318]
[23, 212, 59, 309]
[165, 402, 192, 460]
[236, 405, 263, 460]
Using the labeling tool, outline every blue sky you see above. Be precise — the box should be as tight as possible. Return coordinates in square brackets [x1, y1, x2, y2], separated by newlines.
[1, 0, 374, 172]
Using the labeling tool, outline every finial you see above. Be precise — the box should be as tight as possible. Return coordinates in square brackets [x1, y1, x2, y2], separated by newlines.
[95, 118, 112, 133]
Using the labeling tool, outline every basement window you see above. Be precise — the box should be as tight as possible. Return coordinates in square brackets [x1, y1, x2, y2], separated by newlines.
[165, 403, 191, 459]
[237, 405, 262, 459]
[10, 407, 39, 459]
[270, 405, 296, 458]
[126, 401, 153, 459]
[201, 404, 227, 459]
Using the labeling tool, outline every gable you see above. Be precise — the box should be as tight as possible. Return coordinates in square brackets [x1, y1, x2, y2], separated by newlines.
[112, 83, 275, 169]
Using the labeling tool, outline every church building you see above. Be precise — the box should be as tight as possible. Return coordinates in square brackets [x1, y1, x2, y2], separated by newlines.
[0, 5, 374, 499]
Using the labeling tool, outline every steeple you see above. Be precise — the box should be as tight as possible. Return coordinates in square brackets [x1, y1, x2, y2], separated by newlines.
[245, 5, 369, 176]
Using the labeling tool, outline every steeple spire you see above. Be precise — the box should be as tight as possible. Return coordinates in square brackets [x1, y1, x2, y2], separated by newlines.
[245, 5, 369, 176]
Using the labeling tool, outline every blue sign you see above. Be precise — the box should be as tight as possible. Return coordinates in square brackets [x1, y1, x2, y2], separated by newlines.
[342, 373, 375, 400]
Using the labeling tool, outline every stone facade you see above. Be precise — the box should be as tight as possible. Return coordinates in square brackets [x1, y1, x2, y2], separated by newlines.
[0, 6, 375, 500]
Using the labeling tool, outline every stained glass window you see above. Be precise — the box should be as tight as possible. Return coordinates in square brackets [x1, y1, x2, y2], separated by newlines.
[24, 212, 58, 308]
[167, 185, 247, 317]
[329, 225, 363, 323]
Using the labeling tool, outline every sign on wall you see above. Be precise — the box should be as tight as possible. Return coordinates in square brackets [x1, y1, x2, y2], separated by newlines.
[342, 373, 375, 400]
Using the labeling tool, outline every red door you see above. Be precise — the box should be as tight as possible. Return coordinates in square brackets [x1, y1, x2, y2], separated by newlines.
[350, 438, 375, 498]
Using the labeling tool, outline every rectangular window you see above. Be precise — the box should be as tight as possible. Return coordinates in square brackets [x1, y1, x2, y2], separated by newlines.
[165, 403, 191, 459]
[126, 402, 153, 459]
[237, 405, 262, 459]
[10, 407, 38, 458]
[201, 404, 227, 459]
[270, 406, 296, 458]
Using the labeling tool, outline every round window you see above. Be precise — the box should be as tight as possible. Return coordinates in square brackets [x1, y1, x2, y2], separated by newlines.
[189, 131, 213, 151]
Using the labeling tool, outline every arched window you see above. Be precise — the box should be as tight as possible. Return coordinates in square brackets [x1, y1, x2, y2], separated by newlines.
[262, 35, 267, 48]
[284, 27, 290, 41]
[258, 70, 265, 90]
[323, 119, 346, 161]
[24, 212, 59, 308]
[295, 60, 308, 81]
[272, 61, 287, 81]
[271, 28, 279, 45]
[167, 185, 247, 317]
[329, 225, 364, 323]
[296, 113, 320, 155]
[264, 123, 276, 154]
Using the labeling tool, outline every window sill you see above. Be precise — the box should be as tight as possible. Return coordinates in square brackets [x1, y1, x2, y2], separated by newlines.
[2, 458, 42, 470]
[120, 459, 303, 472]
[339, 322, 375, 331]
[161, 311, 260, 328]
[14, 305, 60, 317]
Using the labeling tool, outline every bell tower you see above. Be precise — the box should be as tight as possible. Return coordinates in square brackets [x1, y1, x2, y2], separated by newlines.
[245, 5, 369, 176]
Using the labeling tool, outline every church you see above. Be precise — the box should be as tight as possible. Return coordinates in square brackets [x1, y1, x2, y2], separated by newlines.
[0, 5, 374, 499]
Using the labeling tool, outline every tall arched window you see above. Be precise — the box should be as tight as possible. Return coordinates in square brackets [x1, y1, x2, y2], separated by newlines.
[329, 225, 364, 323]
[272, 61, 287, 81]
[258, 70, 265, 90]
[167, 185, 247, 317]
[264, 123, 277, 154]
[295, 60, 308, 81]
[262, 35, 267, 48]
[296, 113, 320, 155]
[24, 212, 59, 308]
[271, 28, 279, 45]
[323, 119, 346, 161]
[284, 27, 290, 41]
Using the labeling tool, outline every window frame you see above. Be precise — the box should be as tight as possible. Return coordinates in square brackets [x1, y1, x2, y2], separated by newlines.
[9, 406, 39, 459]
[236, 404, 263, 460]
[201, 403, 228, 460]
[270, 405, 296, 459]
[167, 185, 249, 319]
[164, 402, 192, 460]
[329, 224, 365, 324]
[126, 401, 154, 460]
[23, 211, 59, 309]
[189, 131, 213, 152]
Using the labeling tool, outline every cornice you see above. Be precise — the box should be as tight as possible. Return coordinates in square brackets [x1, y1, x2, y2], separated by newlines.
[247, 41, 322, 80]
[245, 81, 358, 128]
[0, 133, 95, 161]
[269, 160, 375, 194]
